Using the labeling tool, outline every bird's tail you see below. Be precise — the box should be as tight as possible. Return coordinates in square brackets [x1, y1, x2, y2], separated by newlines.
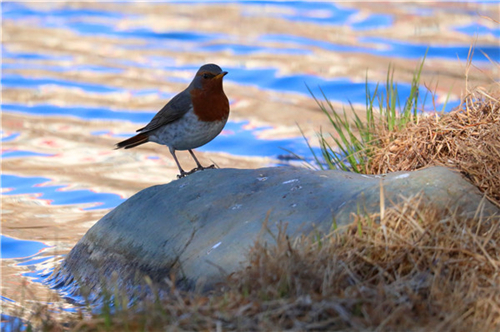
[115, 133, 149, 149]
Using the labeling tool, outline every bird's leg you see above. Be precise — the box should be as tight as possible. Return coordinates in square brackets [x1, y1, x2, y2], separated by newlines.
[169, 147, 188, 178]
[188, 149, 215, 171]
[188, 149, 203, 169]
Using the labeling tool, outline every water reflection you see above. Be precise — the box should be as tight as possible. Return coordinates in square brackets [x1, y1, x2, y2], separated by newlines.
[1, 314, 26, 332]
[2, 174, 125, 211]
[456, 23, 500, 37]
[2, 74, 123, 93]
[262, 34, 499, 62]
[0, 235, 49, 259]
[2, 103, 155, 122]
[2, 150, 54, 159]
[1, 67, 450, 113]
[1, 132, 21, 142]
[243, 1, 393, 29]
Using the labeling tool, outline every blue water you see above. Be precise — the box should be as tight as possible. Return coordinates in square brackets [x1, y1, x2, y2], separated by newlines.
[1, 314, 26, 332]
[1, 132, 21, 142]
[1, 67, 447, 112]
[200, 120, 319, 158]
[362, 37, 499, 62]
[2, 150, 55, 159]
[1, 174, 125, 211]
[456, 23, 500, 38]
[61, 22, 227, 50]
[200, 43, 312, 55]
[2, 63, 380, 106]
[2, 103, 156, 123]
[3, 2, 496, 62]
[1, 46, 73, 61]
[2, 61, 125, 74]
[242, 1, 393, 30]
[2, 74, 123, 93]
[262, 34, 499, 62]
[1, 3, 120, 19]
[1, 2, 493, 118]
[17, 256, 54, 267]
[0, 235, 49, 259]
[0, 242, 55, 332]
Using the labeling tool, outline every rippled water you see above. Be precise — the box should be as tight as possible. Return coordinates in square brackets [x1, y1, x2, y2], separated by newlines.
[1, 1, 499, 326]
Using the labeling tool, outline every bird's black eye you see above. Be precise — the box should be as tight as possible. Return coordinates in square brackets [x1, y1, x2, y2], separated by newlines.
[203, 73, 210, 79]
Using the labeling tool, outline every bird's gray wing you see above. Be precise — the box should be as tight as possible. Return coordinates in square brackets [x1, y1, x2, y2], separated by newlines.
[136, 89, 192, 133]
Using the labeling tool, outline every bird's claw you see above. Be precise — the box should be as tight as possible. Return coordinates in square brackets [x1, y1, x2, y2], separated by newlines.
[177, 164, 216, 178]
[187, 168, 199, 175]
[194, 164, 216, 172]
[198, 164, 215, 170]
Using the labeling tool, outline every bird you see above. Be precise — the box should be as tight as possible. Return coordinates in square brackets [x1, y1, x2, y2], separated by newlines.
[115, 63, 230, 178]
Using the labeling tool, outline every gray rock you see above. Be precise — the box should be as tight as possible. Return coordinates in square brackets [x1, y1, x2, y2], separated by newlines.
[48, 166, 499, 298]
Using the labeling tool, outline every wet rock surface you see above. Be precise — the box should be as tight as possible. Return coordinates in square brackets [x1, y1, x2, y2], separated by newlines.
[50, 166, 499, 297]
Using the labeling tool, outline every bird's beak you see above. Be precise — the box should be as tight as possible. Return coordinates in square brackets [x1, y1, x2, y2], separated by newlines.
[215, 71, 228, 79]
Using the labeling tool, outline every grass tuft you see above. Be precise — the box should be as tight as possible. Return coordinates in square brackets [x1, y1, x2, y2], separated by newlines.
[309, 47, 500, 207]
[369, 86, 500, 206]
[307, 51, 428, 173]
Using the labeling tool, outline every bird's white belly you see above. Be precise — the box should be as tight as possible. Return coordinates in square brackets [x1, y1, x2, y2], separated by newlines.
[149, 110, 227, 151]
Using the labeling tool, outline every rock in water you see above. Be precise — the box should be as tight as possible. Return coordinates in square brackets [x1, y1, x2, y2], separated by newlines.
[49, 166, 499, 298]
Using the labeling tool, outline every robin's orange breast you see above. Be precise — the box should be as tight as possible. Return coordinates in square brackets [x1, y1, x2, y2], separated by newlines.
[190, 81, 230, 122]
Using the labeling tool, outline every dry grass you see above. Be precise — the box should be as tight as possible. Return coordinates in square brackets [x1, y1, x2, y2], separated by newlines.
[14, 195, 500, 331]
[368, 87, 500, 207]
[224, 196, 500, 331]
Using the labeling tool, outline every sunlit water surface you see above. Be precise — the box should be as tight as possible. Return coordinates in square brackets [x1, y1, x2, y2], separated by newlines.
[1, 1, 499, 327]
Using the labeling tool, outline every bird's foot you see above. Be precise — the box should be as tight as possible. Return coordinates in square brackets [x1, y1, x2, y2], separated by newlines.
[201, 164, 216, 170]
[187, 168, 199, 175]
[178, 168, 199, 178]
[193, 164, 216, 172]
[177, 171, 188, 179]
[177, 165, 216, 178]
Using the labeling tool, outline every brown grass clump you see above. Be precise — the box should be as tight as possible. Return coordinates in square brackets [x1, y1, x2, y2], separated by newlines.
[230, 196, 500, 331]
[15, 196, 500, 331]
[368, 87, 500, 206]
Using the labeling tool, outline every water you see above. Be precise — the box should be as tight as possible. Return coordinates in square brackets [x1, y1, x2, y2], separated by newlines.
[0, 235, 49, 260]
[1, 1, 498, 326]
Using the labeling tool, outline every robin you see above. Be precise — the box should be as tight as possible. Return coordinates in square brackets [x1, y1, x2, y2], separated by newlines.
[115, 64, 229, 178]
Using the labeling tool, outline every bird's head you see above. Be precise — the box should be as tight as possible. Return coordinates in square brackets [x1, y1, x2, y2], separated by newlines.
[190, 63, 228, 91]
